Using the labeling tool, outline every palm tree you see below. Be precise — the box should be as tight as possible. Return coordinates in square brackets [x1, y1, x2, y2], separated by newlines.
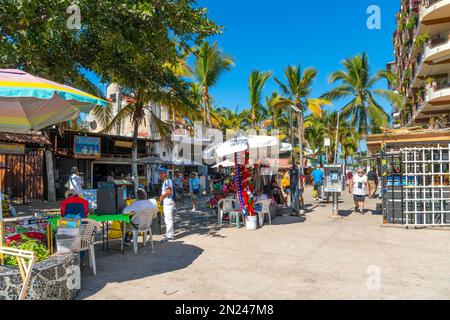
[97, 59, 197, 191]
[261, 92, 290, 139]
[340, 127, 359, 167]
[213, 106, 248, 133]
[248, 70, 272, 130]
[194, 41, 235, 128]
[275, 65, 330, 174]
[321, 52, 390, 135]
[376, 69, 410, 128]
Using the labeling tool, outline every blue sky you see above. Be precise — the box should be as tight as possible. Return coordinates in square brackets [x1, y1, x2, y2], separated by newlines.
[89, 0, 399, 116]
[196, 0, 399, 114]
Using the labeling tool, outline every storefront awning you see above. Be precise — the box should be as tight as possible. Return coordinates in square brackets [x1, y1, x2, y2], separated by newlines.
[0, 132, 50, 146]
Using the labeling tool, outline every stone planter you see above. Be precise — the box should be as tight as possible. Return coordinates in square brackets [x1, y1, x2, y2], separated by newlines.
[0, 253, 80, 300]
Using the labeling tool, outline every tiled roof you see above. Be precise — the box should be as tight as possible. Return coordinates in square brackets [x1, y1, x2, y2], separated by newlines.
[0, 132, 51, 145]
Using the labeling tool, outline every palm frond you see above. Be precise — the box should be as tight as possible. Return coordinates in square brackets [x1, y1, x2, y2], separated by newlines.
[99, 103, 136, 134]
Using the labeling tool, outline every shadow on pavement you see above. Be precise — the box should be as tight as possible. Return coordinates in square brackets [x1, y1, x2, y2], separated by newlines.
[174, 205, 227, 240]
[78, 240, 203, 299]
[270, 215, 306, 225]
[338, 210, 355, 217]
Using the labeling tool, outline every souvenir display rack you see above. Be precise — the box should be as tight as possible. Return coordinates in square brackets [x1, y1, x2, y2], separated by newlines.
[402, 144, 450, 226]
[382, 151, 405, 224]
[382, 143, 450, 227]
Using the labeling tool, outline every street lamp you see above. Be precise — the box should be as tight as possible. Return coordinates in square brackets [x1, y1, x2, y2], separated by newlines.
[334, 112, 340, 164]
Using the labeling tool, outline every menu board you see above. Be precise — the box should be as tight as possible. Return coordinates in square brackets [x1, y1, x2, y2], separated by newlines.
[74, 136, 101, 159]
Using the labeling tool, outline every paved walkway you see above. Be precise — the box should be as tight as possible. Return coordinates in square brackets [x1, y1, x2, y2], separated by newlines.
[78, 190, 450, 300]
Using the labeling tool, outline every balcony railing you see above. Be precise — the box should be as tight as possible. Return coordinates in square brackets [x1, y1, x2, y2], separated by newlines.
[423, 0, 443, 8]
[435, 82, 450, 91]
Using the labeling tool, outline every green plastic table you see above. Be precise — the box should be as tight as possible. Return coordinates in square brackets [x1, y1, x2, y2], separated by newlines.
[49, 214, 131, 253]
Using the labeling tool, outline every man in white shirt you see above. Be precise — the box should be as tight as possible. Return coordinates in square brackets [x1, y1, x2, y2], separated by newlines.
[349, 167, 368, 214]
[159, 167, 175, 242]
[68, 166, 83, 195]
[122, 188, 158, 245]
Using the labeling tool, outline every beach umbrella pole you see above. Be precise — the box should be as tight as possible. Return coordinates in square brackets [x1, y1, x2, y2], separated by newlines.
[0, 178, 4, 265]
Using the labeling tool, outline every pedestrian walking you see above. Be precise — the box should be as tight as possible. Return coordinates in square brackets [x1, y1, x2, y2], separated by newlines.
[189, 172, 200, 212]
[66, 166, 83, 195]
[281, 171, 290, 204]
[349, 168, 368, 214]
[159, 167, 175, 242]
[367, 166, 378, 198]
[173, 170, 185, 205]
[311, 165, 324, 201]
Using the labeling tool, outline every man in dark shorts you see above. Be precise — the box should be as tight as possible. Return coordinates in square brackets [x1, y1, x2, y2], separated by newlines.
[311, 165, 324, 201]
[349, 168, 368, 214]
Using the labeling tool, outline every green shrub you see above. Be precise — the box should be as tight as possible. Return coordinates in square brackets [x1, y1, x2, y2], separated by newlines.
[4, 240, 49, 267]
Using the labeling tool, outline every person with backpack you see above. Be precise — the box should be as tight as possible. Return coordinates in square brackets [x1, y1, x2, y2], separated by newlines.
[189, 172, 200, 212]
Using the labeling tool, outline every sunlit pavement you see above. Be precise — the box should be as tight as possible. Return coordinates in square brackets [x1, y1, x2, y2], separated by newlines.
[78, 190, 450, 300]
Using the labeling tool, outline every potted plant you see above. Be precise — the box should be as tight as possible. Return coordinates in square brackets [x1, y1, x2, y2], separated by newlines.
[414, 32, 430, 49]
[406, 13, 418, 31]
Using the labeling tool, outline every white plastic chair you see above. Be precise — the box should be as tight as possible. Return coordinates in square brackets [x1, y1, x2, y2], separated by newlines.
[127, 201, 158, 255]
[80, 219, 99, 275]
[255, 199, 272, 227]
[218, 198, 238, 226]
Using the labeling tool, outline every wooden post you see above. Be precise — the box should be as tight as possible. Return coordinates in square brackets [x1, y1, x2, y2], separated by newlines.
[45, 149, 56, 202]
[0, 174, 3, 265]
[0, 247, 35, 300]
[0, 220, 4, 265]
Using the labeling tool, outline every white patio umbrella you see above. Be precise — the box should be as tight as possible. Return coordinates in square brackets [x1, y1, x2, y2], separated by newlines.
[212, 159, 235, 168]
[280, 143, 293, 154]
[215, 135, 279, 158]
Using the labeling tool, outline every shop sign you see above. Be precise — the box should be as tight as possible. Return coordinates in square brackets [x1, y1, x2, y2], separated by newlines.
[115, 140, 133, 149]
[74, 136, 101, 159]
[0, 143, 25, 155]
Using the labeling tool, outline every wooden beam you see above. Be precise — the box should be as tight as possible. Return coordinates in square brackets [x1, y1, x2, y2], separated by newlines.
[431, 58, 450, 65]
[429, 100, 450, 106]
[422, 17, 450, 26]
[421, 110, 450, 115]
[367, 131, 450, 146]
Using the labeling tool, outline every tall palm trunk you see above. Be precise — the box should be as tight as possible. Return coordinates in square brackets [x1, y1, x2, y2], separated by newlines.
[251, 110, 257, 131]
[132, 119, 139, 195]
[297, 104, 304, 188]
[202, 86, 210, 128]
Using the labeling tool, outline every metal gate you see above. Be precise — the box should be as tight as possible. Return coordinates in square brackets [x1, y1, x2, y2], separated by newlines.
[0, 148, 45, 205]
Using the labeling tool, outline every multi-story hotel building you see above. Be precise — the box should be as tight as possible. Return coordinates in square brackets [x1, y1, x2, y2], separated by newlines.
[390, 0, 450, 128]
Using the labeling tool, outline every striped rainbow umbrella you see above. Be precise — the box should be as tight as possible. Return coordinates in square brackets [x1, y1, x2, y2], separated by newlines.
[0, 69, 108, 133]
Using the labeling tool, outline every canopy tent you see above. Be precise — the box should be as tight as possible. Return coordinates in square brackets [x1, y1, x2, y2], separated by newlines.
[136, 156, 173, 165]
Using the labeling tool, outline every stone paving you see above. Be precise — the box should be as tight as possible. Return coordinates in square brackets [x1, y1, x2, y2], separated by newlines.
[75, 190, 450, 300]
